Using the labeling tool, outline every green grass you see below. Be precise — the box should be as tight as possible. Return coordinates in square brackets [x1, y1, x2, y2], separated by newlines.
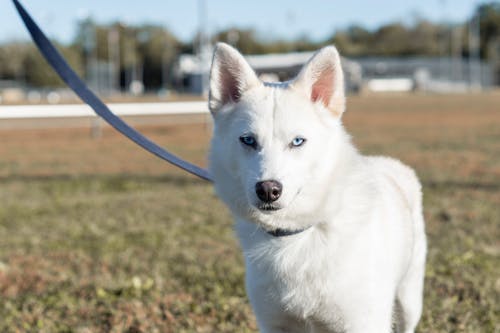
[0, 175, 253, 332]
[0, 93, 499, 332]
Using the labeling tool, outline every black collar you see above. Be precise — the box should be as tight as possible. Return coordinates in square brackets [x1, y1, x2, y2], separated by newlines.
[266, 226, 312, 237]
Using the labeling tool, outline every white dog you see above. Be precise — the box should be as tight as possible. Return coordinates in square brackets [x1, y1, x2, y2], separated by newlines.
[208, 43, 427, 333]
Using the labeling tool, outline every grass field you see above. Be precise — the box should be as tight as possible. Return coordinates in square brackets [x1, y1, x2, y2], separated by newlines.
[0, 93, 499, 332]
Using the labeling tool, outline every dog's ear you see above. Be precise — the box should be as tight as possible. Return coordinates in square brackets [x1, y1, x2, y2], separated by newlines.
[292, 46, 345, 116]
[209, 43, 260, 113]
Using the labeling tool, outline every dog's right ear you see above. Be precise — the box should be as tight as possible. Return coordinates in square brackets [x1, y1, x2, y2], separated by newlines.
[209, 43, 260, 113]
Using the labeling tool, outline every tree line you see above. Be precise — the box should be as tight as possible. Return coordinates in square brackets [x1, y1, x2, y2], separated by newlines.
[0, 2, 498, 89]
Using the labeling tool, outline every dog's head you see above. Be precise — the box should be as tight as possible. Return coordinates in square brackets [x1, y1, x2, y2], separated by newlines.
[208, 43, 348, 232]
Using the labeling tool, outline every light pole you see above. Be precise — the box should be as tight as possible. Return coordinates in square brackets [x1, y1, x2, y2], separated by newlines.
[198, 0, 209, 95]
[468, 9, 481, 90]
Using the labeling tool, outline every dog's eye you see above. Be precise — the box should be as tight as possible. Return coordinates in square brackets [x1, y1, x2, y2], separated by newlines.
[290, 137, 306, 148]
[239, 135, 257, 148]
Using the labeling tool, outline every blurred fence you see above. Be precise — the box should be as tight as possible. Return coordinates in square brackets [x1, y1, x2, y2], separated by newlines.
[0, 101, 210, 133]
[0, 101, 208, 119]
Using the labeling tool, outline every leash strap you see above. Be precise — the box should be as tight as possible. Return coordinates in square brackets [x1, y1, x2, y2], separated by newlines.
[12, 0, 212, 182]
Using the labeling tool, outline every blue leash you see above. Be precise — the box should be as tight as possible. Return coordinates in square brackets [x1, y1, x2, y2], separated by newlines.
[11, 0, 212, 182]
[12, 0, 313, 238]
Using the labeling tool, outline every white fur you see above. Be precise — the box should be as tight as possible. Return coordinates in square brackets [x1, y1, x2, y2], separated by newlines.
[208, 43, 427, 333]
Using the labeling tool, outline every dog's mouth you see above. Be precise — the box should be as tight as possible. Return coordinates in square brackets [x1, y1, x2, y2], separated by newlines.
[256, 203, 282, 212]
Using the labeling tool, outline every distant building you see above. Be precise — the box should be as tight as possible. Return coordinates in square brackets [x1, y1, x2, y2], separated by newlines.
[173, 53, 210, 95]
[0, 80, 26, 103]
[487, 37, 500, 85]
[86, 61, 117, 95]
[173, 50, 362, 95]
[356, 57, 494, 93]
[174, 50, 495, 95]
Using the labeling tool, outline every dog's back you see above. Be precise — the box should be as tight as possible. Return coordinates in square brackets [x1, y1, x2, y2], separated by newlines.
[369, 156, 421, 212]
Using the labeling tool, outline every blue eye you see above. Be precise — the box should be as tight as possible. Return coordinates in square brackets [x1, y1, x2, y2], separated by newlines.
[239, 135, 257, 148]
[291, 137, 306, 147]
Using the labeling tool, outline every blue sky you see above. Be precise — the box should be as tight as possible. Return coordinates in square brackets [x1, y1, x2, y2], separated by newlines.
[1, 0, 479, 44]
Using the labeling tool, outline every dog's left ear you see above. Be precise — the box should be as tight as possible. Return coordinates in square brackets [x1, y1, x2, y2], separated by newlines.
[292, 46, 345, 116]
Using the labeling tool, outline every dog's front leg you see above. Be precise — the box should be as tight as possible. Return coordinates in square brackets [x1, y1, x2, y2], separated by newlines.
[249, 295, 306, 333]
[247, 290, 307, 333]
[257, 318, 307, 333]
[341, 298, 395, 333]
[245, 269, 307, 333]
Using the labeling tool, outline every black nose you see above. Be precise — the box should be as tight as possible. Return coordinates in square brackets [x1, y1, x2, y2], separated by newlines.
[255, 180, 282, 203]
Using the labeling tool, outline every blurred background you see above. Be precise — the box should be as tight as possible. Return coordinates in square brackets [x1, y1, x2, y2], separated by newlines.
[0, 0, 499, 100]
[0, 1, 498, 332]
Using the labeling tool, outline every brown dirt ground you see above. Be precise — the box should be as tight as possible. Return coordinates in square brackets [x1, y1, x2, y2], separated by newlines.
[0, 92, 498, 179]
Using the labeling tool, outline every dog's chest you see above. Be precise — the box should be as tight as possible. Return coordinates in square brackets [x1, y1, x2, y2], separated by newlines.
[245, 232, 346, 327]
